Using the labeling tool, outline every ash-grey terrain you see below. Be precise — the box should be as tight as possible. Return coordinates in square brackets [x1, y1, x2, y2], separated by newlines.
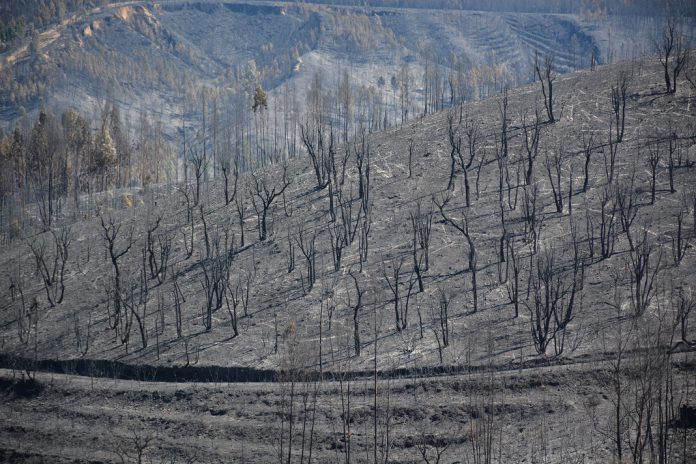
[1, 1, 696, 463]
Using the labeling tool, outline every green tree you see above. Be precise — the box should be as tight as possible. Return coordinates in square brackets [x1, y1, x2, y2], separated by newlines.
[252, 85, 268, 113]
[92, 128, 117, 191]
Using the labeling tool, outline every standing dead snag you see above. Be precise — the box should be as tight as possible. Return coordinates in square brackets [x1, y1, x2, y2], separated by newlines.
[28, 227, 71, 307]
[235, 190, 246, 247]
[99, 213, 134, 327]
[349, 269, 363, 356]
[628, 229, 662, 317]
[658, 19, 689, 94]
[435, 193, 478, 313]
[146, 215, 161, 278]
[383, 257, 406, 332]
[545, 148, 563, 214]
[179, 184, 195, 260]
[430, 287, 450, 363]
[534, 51, 556, 123]
[496, 137, 508, 278]
[410, 200, 433, 292]
[225, 279, 241, 338]
[668, 135, 678, 194]
[522, 109, 542, 185]
[604, 127, 618, 186]
[220, 157, 238, 206]
[506, 236, 521, 318]
[73, 309, 91, 357]
[249, 164, 291, 241]
[296, 224, 316, 293]
[525, 245, 583, 356]
[463, 116, 481, 205]
[446, 110, 479, 206]
[498, 90, 509, 160]
[189, 146, 206, 206]
[611, 72, 628, 143]
[582, 131, 594, 192]
[12, 276, 35, 345]
[328, 220, 345, 272]
[146, 215, 172, 284]
[617, 173, 639, 252]
[671, 201, 689, 266]
[523, 182, 543, 255]
[172, 275, 184, 339]
[300, 122, 332, 190]
[199, 227, 235, 332]
[648, 143, 661, 205]
[599, 186, 617, 260]
[446, 110, 461, 192]
[407, 138, 414, 178]
[672, 285, 694, 346]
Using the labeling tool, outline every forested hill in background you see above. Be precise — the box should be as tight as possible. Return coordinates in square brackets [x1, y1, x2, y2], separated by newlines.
[0, 0, 112, 50]
[291, 0, 696, 16]
[2, 0, 692, 153]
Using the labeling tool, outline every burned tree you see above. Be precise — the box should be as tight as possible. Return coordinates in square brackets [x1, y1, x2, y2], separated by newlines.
[383, 257, 406, 332]
[611, 72, 628, 143]
[522, 109, 542, 185]
[628, 229, 662, 317]
[616, 173, 639, 252]
[221, 157, 239, 206]
[249, 165, 291, 241]
[647, 143, 661, 205]
[296, 224, 316, 293]
[300, 122, 332, 190]
[435, 193, 478, 313]
[99, 213, 134, 326]
[235, 190, 246, 247]
[27, 227, 71, 307]
[200, 228, 235, 332]
[604, 130, 618, 186]
[328, 220, 345, 272]
[445, 110, 479, 207]
[431, 287, 450, 358]
[658, 19, 689, 94]
[410, 200, 433, 293]
[446, 111, 461, 192]
[146, 216, 172, 284]
[672, 285, 694, 346]
[671, 201, 689, 266]
[189, 146, 206, 206]
[582, 131, 594, 192]
[525, 245, 583, 356]
[506, 236, 521, 318]
[534, 51, 556, 123]
[349, 269, 364, 356]
[599, 186, 617, 260]
[545, 149, 564, 214]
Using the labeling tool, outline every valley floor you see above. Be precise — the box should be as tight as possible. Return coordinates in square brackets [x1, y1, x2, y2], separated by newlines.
[1, 353, 694, 463]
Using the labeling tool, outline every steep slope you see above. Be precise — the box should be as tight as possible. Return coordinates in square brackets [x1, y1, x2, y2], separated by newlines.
[0, 53, 695, 464]
[1, 52, 695, 373]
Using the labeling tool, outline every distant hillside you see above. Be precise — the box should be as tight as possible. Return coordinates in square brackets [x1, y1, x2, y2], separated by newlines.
[1, 0, 690, 146]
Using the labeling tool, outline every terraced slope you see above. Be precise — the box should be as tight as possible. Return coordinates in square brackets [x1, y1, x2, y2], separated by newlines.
[0, 1, 683, 137]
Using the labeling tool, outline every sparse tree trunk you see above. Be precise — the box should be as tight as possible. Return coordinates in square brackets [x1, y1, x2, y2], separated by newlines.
[582, 132, 594, 192]
[648, 142, 661, 205]
[629, 229, 662, 317]
[435, 193, 478, 312]
[535, 52, 556, 123]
